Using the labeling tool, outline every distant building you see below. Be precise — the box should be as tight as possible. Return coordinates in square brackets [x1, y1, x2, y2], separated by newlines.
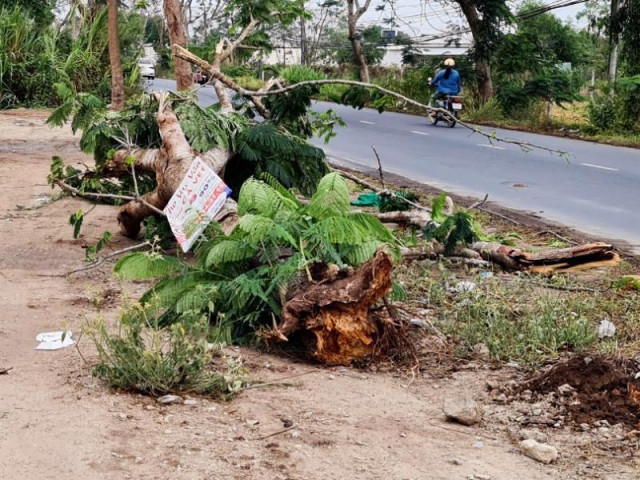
[379, 42, 471, 68]
[261, 40, 472, 67]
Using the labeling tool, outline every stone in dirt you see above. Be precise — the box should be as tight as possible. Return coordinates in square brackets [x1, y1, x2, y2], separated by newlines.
[519, 439, 558, 464]
[157, 394, 183, 405]
[443, 396, 483, 426]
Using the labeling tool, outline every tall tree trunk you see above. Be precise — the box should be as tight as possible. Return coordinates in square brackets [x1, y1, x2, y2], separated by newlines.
[348, 23, 370, 82]
[457, 0, 493, 102]
[107, 0, 125, 110]
[164, 0, 193, 91]
[608, 0, 620, 87]
[475, 60, 493, 102]
[346, 0, 372, 83]
[300, 17, 307, 65]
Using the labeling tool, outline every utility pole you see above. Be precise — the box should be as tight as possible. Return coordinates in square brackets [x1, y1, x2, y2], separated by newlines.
[608, 0, 621, 86]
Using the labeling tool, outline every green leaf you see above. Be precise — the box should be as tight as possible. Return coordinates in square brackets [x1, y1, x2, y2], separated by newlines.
[114, 253, 184, 280]
[69, 209, 84, 239]
[306, 172, 350, 219]
[431, 193, 448, 222]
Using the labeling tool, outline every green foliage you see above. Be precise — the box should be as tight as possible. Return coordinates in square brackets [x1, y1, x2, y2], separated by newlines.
[379, 190, 420, 213]
[115, 253, 186, 280]
[0, 4, 143, 108]
[588, 94, 616, 131]
[69, 209, 84, 239]
[424, 194, 480, 254]
[88, 311, 245, 396]
[86, 231, 112, 262]
[173, 102, 247, 152]
[613, 276, 640, 292]
[492, 3, 587, 114]
[234, 123, 329, 196]
[332, 25, 387, 67]
[116, 173, 398, 342]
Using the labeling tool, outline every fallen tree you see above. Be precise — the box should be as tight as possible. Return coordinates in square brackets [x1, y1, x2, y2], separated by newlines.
[46, 1, 603, 366]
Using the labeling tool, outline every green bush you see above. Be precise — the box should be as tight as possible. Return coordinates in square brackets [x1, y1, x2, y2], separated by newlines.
[588, 95, 616, 131]
[463, 97, 504, 123]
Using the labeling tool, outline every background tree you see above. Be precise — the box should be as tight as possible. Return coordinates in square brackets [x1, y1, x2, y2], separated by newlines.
[454, 0, 511, 102]
[107, 0, 125, 109]
[4, 0, 55, 28]
[493, 2, 586, 116]
[333, 25, 386, 68]
[346, 0, 373, 82]
[164, 0, 193, 90]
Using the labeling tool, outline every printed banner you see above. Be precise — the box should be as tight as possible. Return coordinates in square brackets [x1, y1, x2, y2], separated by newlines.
[164, 157, 232, 252]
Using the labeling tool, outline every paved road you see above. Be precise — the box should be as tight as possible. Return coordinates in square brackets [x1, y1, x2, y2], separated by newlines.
[152, 78, 640, 248]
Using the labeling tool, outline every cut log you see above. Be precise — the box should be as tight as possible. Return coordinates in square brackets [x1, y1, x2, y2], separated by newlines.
[375, 209, 431, 228]
[470, 241, 619, 273]
[263, 250, 394, 365]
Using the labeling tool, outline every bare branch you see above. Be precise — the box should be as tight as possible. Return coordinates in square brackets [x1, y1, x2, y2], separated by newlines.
[54, 180, 166, 217]
[65, 242, 152, 276]
[248, 79, 568, 156]
[217, 15, 258, 63]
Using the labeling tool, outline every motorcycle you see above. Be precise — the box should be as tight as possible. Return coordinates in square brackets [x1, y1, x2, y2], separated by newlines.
[426, 77, 463, 127]
[428, 95, 463, 128]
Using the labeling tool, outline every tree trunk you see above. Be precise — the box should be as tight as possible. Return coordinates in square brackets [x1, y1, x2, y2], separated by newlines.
[107, 0, 125, 110]
[347, 0, 371, 83]
[164, 0, 193, 91]
[457, 0, 493, 101]
[349, 31, 370, 83]
[107, 98, 236, 238]
[300, 17, 307, 65]
[264, 250, 394, 365]
[475, 60, 493, 102]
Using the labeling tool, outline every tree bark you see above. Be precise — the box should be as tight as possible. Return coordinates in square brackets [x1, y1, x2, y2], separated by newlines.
[457, 0, 493, 102]
[109, 98, 236, 238]
[164, 0, 193, 91]
[347, 0, 372, 83]
[107, 0, 125, 110]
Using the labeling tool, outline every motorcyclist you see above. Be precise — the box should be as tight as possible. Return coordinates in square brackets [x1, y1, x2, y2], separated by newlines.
[429, 58, 461, 108]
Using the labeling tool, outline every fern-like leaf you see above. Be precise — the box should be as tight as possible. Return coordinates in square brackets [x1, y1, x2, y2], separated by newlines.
[114, 253, 184, 280]
[205, 239, 257, 267]
[306, 172, 350, 219]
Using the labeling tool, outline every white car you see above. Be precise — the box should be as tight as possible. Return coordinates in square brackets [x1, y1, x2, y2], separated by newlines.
[138, 58, 155, 80]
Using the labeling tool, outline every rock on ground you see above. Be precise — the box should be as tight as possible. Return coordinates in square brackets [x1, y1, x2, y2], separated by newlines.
[519, 439, 559, 464]
[443, 396, 483, 426]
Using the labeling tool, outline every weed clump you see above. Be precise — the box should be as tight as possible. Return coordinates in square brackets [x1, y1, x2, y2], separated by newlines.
[87, 307, 245, 397]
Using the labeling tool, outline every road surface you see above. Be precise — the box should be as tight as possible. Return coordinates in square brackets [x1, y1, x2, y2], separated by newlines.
[152, 78, 640, 249]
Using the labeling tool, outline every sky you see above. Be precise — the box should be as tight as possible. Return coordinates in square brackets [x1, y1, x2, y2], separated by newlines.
[354, 0, 587, 38]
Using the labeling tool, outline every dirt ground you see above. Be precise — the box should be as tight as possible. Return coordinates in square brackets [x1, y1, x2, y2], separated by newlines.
[1, 109, 638, 480]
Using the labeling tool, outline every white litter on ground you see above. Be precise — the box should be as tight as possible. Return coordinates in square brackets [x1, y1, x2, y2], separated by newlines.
[35, 331, 75, 350]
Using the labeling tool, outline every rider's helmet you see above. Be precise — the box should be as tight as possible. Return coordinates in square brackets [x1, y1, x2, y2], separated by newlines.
[444, 58, 455, 67]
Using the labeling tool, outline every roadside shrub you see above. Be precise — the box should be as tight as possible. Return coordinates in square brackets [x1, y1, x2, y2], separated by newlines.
[463, 97, 504, 123]
[587, 94, 616, 131]
[88, 307, 245, 396]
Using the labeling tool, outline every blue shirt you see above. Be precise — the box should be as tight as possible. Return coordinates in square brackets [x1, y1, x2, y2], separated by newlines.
[430, 68, 461, 95]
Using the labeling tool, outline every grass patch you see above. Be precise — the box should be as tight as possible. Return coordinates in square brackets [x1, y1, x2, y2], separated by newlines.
[396, 259, 640, 368]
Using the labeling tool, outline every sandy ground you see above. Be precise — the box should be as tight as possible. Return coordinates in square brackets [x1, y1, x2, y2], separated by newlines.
[0, 109, 637, 480]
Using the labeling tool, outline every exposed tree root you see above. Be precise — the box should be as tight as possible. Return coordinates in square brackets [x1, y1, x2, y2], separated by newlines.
[263, 250, 395, 365]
